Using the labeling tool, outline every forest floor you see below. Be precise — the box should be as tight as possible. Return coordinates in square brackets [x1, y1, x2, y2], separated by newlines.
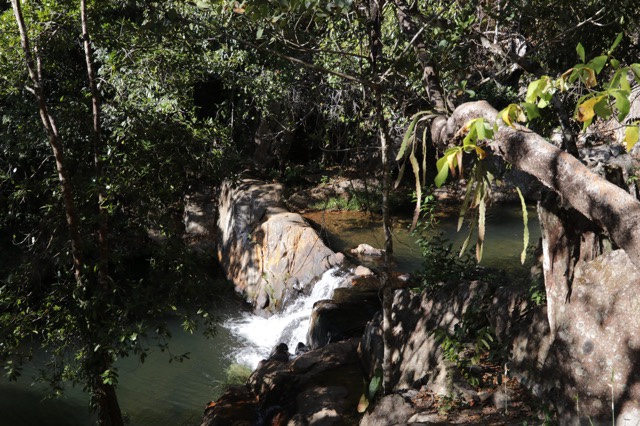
[406, 361, 551, 424]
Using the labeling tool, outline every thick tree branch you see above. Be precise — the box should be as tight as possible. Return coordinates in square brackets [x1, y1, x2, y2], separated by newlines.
[435, 101, 640, 270]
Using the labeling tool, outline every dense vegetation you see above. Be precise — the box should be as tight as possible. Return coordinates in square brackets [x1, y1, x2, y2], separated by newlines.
[1, 0, 639, 424]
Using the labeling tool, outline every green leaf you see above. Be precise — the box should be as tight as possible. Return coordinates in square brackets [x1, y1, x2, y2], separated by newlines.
[397, 115, 419, 161]
[516, 187, 529, 264]
[631, 64, 640, 83]
[256, 27, 264, 39]
[525, 80, 540, 104]
[434, 158, 450, 188]
[368, 373, 382, 400]
[611, 90, 631, 121]
[593, 96, 612, 119]
[588, 55, 608, 74]
[458, 174, 476, 232]
[522, 102, 540, 120]
[625, 125, 639, 151]
[435, 148, 459, 187]
[576, 43, 585, 63]
[610, 32, 623, 53]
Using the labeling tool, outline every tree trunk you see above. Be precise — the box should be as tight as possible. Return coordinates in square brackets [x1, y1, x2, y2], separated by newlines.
[537, 191, 607, 336]
[11, 0, 84, 283]
[80, 0, 109, 288]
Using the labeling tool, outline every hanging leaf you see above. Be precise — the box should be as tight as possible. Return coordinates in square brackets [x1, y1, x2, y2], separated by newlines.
[458, 174, 475, 232]
[476, 196, 486, 263]
[397, 115, 419, 161]
[516, 187, 529, 264]
[409, 150, 421, 231]
[459, 216, 476, 257]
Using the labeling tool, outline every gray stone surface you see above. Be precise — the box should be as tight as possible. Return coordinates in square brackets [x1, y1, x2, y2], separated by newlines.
[216, 179, 342, 315]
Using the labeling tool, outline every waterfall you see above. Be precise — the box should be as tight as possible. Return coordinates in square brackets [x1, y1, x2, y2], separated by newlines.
[224, 267, 347, 369]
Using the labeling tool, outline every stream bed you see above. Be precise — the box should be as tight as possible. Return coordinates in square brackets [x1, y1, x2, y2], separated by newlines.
[0, 206, 540, 425]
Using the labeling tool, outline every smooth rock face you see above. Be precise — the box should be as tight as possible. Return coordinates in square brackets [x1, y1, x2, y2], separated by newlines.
[216, 179, 341, 315]
[513, 249, 640, 423]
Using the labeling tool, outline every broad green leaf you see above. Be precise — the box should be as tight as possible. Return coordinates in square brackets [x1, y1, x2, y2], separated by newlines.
[256, 27, 264, 39]
[476, 197, 486, 263]
[576, 43, 585, 63]
[522, 102, 540, 120]
[516, 187, 529, 264]
[625, 125, 639, 151]
[593, 96, 612, 119]
[588, 55, 608, 74]
[525, 80, 540, 104]
[611, 90, 631, 121]
[462, 118, 479, 147]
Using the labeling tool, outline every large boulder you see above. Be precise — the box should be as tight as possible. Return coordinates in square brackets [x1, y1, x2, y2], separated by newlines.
[217, 179, 343, 315]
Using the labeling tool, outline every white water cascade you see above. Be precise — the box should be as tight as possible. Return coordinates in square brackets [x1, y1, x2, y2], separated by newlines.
[224, 267, 348, 369]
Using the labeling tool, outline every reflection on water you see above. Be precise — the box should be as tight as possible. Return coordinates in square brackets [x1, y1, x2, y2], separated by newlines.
[0, 204, 541, 425]
[0, 301, 247, 426]
[304, 204, 541, 273]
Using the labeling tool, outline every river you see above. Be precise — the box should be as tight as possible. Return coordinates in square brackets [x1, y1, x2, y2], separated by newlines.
[0, 206, 539, 425]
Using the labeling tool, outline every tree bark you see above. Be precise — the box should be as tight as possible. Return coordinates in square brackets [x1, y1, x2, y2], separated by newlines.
[80, 0, 109, 288]
[433, 100, 640, 271]
[11, 0, 84, 284]
[392, 0, 448, 113]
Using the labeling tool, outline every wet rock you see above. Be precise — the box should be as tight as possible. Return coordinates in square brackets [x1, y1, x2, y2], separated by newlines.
[269, 343, 290, 363]
[351, 243, 385, 257]
[307, 287, 381, 350]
